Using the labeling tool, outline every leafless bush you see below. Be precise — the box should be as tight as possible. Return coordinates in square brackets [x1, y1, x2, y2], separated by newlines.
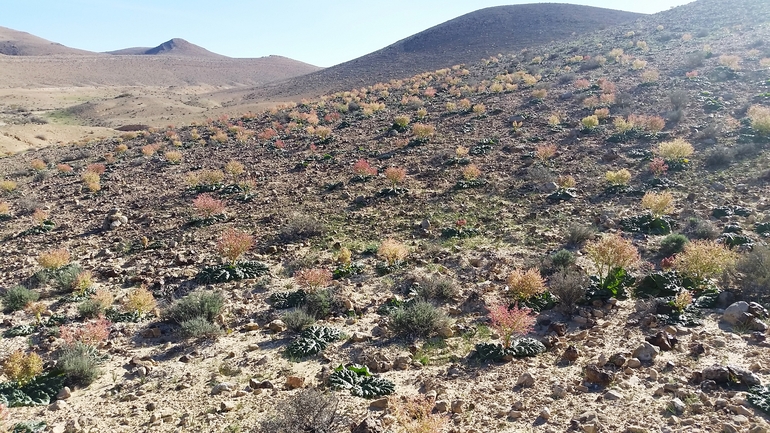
[256, 389, 347, 433]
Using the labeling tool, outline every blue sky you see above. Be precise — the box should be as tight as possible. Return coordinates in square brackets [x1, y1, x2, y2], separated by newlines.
[3, 0, 694, 67]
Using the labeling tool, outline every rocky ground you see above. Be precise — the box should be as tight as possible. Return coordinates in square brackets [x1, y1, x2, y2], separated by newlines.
[1, 0, 770, 432]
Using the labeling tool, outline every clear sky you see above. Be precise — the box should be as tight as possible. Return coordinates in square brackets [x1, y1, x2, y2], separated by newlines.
[3, 0, 694, 67]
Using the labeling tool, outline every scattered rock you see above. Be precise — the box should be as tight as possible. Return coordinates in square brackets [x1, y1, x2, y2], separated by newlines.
[669, 398, 686, 414]
[50, 399, 69, 411]
[268, 319, 286, 332]
[434, 400, 450, 413]
[604, 390, 624, 401]
[539, 407, 551, 420]
[646, 331, 677, 351]
[584, 364, 614, 387]
[211, 382, 235, 395]
[285, 376, 304, 389]
[243, 322, 260, 331]
[562, 345, 580, 363]
[369, 398, 389, 410]
[552, 383, 568, 399]
[220, 401, 235, 412]
[56, 386, 72, 400]
[352, 417, 385, 433]
[516, 372, 535, 388]
[451, 400, 465, 414]
[350, 332, 371, 342]
[627, 358, 642, 368]
[632, 342, 660, 363]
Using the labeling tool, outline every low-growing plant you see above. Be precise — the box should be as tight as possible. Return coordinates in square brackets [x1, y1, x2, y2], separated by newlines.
[488, 303, 535, 348]
[649, 158, 668, 177]
[378, 239, 409, 266]
[0, 180, 17, 193]
[660, 233, 689, 256]
[38, 249, 70, 270]
[656, 138, 694, 161]
[192, 194, 226, 218]
[282, 309, 316, 332]
[735, 245, 770, 305]
[507, 268, 546, 299]
[59, 317, 111, 345]
[2, 286, 39, 313]
[179, 317, 223, 339]
[124, 285, 156, 317]
[164, 150, 182, 164]
[58, 342, 100, 386]
[605, 169, 632, 186]
[585, 233, 640, 289]
[641, 191, 674, 218]
[581, 115, 600, 130]
[462, 164, 481, 181]
[217, 228, 254, 264]
[352, 159, 377, 177]
[391, 395, 450, 433]
[674, 240, 737, 283]
[411, 123, 435, 141]
[224, 160, 245, 177]
[384, 167, 407, 186]
[390, 301, 450, 339]
[2, 350, 43, 385]
[294, 268, 332, 291]
[549, 270, 588, 312]
[414, 273, 459, 301]
[256, 388, 347, 433]
[0, 201, 9, 216]
[748, 105, 770, 135]
[166, 291, 224, 326]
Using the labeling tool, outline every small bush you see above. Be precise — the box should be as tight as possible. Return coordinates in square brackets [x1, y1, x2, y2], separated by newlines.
[488, 303, 535, 348]
[605, 169, 632, 186]
[378, 239, 409, 266]
[294, 268, 332, 291]
[58, 342, 100, 386]
[549, 270, 588, 311]
[736, 245, 770, 305]
[257, 389, 346, 433]
[38, 249, 70, 270]
[684, 218, 719, 240]
[656, 138, 694, 161]
[507, 268, 546, 299]
[166, 291, 224, 324]
[192, 194, 225, 218]
[384, 167, 407, 186]
[660, 234, 689, 256]
[282, 309, 316, 332]
[585, 233, 640, 287]
[390, 301, 450, 339]
[77, 300, 104, 319]
[566, 224, 595, 246]
[391, 395, 450, 433]
[641, 191, 674, 218]
[414, 274, 458, 301]
[550, 249, 575, 269]
[304, 288, 338, 319]
[217, 228, 254, 264]
[674, 240, 737, 282]
[705, 147, 734, 168]
[2, 350, 43, 385]
[581, 115, 600, 130]
[279, 213, 324, 242]
[124, 285, 156, 316]
[2, 286, 39, 312]
[179, 317, 223, 339]
[748, 105, 770, 135]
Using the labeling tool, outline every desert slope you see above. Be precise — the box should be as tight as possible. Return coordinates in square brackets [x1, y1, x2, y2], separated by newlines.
[237, 3, 643, 101]
[0, 26, 95, 56]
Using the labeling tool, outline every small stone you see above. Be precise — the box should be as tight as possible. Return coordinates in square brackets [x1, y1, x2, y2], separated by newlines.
[50, 399, 69, 411]
[211, 382, 234, 395]
[434, 401, 450, 412]
[604, 390, 624, 401]
[437, 326, 454, 338]
[508, 410, 523, 419]
[539, 407, 551, 420]
[57, 386, 72, 400]
[722, 423, 739, 433]
[350, 332, 370, 342]
[626, 426, 648, 433]
[562, 345, 580, 362]
[220, 401, 235, 412]
[627, 358, 642, 368]
[516, 372, 535, 388]
[632, 342, 660, 363]
[669, 398, 686, 415]
[748, 318, 768, 332]
[584, 364, 613, 387]
[451, 400, 465, 414]
[723, 302, 750, 325]
[552, 384, 568, 399]
[583, 423, 597, 433]
[728, 404, 753, 417]
[285, 376, 304, 389]
[243, 322, 260, 331]
[750, 362, 763, 372]
[369, 398, 389, 410]
[268, 320, 286, 332]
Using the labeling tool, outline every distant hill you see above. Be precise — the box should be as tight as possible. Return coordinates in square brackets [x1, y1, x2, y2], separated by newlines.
[0, 26, 95, 56]
[240, 3, 643, 101]
[107, 38, 228, 59]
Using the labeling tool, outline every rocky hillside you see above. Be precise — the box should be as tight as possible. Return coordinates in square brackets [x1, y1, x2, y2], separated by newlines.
[238, 3, 642, 101]
[106, 38, 229, 59]
[1, 0, 770, 432]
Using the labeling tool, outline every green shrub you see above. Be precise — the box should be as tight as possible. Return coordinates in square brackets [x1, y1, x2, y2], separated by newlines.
[278, 213, 324, 242]
[58, 343, 100, 386]
[549, 270, 588, 312]
[166, 291, 224, 324]
[304, 289, 337, 319]
[180, 317, 222, 339]
[550, 249, 575, 269]
[683, 218, 719, 240]
[257, 389, 346, 433]
[566, 224, 595, 246]
[282, 309, 316, 332]
[390, 301, 450, 339]
[736, 245, 770, 305]
[77, 300, 104, 319]
[414, 274, 458, 301]
[2, 286, 39, 313]
[660, 233, 689, 256]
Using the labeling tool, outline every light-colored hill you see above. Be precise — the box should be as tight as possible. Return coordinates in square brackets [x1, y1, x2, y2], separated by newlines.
[106, 38, 229, 59]
[0, 25, 95, 56]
